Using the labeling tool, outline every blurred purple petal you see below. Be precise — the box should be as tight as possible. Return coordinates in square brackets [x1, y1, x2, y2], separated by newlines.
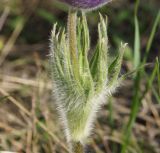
[60, 0, 112, 9]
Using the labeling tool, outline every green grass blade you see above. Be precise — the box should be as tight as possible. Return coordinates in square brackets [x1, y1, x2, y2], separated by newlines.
[140, 62, 158, 100]
[121, 6, 160, 153]
[133, 0, 140, 69]
[121, 72, 141, 153]
[152, 86, 160, 104]
[143, 10, 160, 64]
[156, 57, 160, 95]
[151, 58, 160, 104]
[121, 1, 141, 152]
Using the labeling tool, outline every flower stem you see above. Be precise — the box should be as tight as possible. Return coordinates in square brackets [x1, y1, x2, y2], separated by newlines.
[72, 141, 84, 153]
[68, 9, 79, 80]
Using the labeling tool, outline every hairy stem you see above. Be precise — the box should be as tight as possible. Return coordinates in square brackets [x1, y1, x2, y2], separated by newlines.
[68, 9, 79, 80]
[72, 141, 84, 153]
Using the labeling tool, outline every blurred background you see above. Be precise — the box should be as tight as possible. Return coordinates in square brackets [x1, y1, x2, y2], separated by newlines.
[0, 0, 160, 153]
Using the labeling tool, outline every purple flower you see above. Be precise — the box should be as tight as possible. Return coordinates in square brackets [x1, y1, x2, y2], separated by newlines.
[60, 0, 112, 9]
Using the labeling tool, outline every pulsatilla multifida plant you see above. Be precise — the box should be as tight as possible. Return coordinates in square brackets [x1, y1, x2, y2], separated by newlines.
[49, 0, 127, 152]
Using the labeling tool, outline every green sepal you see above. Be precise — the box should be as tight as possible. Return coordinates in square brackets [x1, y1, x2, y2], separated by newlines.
[108, 43, 127, 88]
[90, 14, 108, 92]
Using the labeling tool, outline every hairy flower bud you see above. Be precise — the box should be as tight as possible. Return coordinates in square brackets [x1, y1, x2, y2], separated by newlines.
[50, 13, 126, 146]
[59, 0, 112, 9]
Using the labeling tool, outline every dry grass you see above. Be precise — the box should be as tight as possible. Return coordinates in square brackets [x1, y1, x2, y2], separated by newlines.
[0, 57, 159, 153]
[0, 0, 160, 152]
